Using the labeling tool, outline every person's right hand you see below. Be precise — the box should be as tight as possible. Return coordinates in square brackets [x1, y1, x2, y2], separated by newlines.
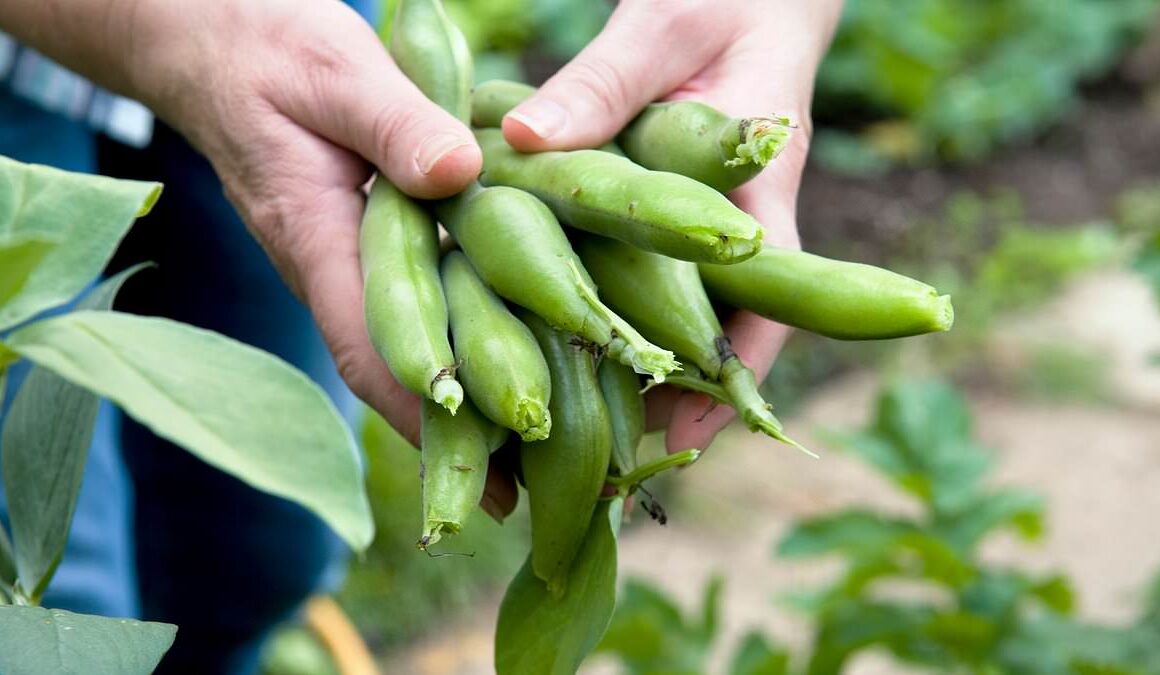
[0, 0, 524, 517]
[117, 1, 479, 443]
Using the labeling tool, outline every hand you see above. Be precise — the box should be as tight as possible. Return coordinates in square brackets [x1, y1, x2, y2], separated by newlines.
[503, 0, 843, 454]
[0, 0, 523, 515]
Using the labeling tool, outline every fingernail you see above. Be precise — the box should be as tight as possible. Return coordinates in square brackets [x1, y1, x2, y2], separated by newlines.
[506, 99, 569, 139]
[416, 134, 474, 175]
[480, 494, 505, 524]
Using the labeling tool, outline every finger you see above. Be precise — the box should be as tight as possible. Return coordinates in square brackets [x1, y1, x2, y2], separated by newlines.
[268, 25, 480, 198]
[502, 2, 735, 151]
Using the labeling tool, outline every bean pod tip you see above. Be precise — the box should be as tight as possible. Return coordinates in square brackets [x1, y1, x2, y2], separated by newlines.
[515, 399, 552, 442]
[433, 377, 464, 415]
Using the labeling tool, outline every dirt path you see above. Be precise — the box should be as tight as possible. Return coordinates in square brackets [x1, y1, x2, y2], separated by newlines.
[380, 271, 1160, 674]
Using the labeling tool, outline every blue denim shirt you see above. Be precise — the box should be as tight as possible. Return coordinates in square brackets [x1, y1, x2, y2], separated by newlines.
[0, 0, 381, 149]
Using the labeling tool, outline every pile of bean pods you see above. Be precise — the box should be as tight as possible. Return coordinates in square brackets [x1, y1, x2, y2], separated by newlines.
[363, 2, 954, 672]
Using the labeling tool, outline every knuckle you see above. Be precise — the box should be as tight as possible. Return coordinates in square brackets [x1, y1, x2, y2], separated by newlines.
[565, 58, 633, 119]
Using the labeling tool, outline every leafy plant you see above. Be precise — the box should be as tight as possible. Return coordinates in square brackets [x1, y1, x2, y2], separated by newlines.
[596, 575, 789, 675]
[814, 0, 1160, 169]
[0, 155, 372, 672]
[601, 379, 1160, 675]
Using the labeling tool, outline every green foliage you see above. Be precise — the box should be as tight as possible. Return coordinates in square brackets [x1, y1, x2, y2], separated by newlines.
[4, 311, 373, 551]
[2, 267, 143, 604]
[0, 155, 371, 672]
[1131, 227, 1160, 303]
[602, 379, 1160, 675]
[337, 414, 527, 646]
[0, 606, 176, 675]
[599, 574, 724, 675]
[816, 0, 1160, 169]
[0, 156, 160, 330]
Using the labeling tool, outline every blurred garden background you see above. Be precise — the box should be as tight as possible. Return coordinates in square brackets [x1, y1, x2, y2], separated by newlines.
[265, 1, 1160, 673]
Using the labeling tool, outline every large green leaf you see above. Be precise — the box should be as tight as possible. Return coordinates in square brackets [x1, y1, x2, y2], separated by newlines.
[4, 311, 373, 550]
[0, 234, 58, 313]
[0, 156, 160, 331]
[0, 606, 175, 675]
[1, 266, 148, 603]
[495, 502, 617, 675]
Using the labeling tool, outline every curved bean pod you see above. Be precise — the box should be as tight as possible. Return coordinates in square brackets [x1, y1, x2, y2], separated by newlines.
[442, 250, 552, 441]
[388, 0, 473, 122]
[419, 396, 509, 549]
[434, 183, 678, 382]
[577, 234, 804, 451]
[475, 128, 763, 264]
[699, 247, 955, 340]
[361, 177, 462, 412]
[618, 101, 793, 193]
[519, 312, 612, 595]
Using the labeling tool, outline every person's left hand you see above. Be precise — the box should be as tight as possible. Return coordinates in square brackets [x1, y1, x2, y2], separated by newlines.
[501, 0, 843, 454]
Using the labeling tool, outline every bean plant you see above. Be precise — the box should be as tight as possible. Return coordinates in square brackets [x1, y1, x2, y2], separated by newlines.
[599, 379, 1160, 674]
[0, 157, 373, 673]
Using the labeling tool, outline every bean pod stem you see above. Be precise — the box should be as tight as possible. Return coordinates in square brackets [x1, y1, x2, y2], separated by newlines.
[618, 101, 793, 193]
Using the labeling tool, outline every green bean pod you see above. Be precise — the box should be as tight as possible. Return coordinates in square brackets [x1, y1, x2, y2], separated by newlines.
[434, 183, 679, 382]
[471, 79, 535, 128]
[699, 247, 955, 340]
[618, 101, 793, 193]
[519, 312, 612, 594]
[576, 234, 802, 450]
[388, 0, 473, 122]
[361, 177, 463, 412]
[441, 250, 552, 441]
[494, 502, 617, 675]
[419, 396, 509, 549]
[475, 128, 763, 264]
[597, 359, 643, 475]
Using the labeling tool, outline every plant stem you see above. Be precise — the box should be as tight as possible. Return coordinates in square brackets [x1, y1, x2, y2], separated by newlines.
[606, 448, 701, 497]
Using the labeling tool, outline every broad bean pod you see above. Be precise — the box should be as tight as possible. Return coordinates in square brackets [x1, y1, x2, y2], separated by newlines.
[618, 101, 793, 193]
[419, 396, 508, 549]
[360, 177, 462, 412]
[442, 250, 552, 441]
[471, 80, 789, 193]
[577, 235, 803, 450]
[388, 0, 473, 122]
[698, 247, 955, 340]
[434, 183, 678, 382]
[495, 502, 616, 675]
[475, 128, 763, 264]
[519, 312, 612, 595]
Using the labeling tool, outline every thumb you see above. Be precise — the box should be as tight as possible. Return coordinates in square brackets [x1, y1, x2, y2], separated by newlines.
[502, 2, 733, 151]
[271, 38, 480, 198]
